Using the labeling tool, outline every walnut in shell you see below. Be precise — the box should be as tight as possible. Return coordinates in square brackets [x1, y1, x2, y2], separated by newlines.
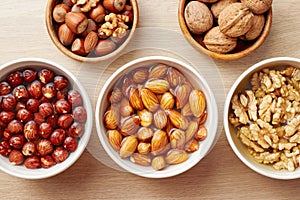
[241, 0, 272, 14]
[203, 26, 237, 53]
[197, 0, 219, 3]
[218, 3, 254, 37]
[240, 14, 265, 41]
[184, 1, 213, 35]
[211, 0, 239, 19]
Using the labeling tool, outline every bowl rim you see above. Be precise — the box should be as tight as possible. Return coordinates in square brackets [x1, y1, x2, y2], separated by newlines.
[224, 57, 300, 180]
[95, 55, 219, 178]
[178, 0, 273, 61]
[0, 57, 93, 179]
[45, 0, 139, 62]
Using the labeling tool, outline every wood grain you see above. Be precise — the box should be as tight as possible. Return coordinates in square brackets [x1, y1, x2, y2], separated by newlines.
[0, 0, 300, 199]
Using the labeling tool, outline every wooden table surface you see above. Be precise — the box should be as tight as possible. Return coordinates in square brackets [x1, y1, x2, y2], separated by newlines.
[1, 0, 300, 199]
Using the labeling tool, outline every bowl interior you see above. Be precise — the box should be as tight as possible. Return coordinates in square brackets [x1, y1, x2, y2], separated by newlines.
[95, 56, 218, 178]
[224, 57, 300, 179]
[45, 0, 139, 62]
[178, 0, 273, 61]
[0, 58, 93, 179]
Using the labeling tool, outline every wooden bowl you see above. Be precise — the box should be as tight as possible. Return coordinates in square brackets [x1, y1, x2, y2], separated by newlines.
[46, 0, 139, 62]
[178, 0, 272, 61]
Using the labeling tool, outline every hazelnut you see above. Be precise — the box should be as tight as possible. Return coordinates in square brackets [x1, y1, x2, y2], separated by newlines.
[65, 12, 89, 34]
[37, 139, 53, 156]
[63, 136, 78, 152]
[39, 102, 54, 118]
[39, 122, 53, 139]
[54, 75, 69, 90]
[22, 142, 36, 156]
[38, 69, 54, 84]
[63, 0, 74, 7]
[89, 4, 106, 23]
[9, 135, 25, 149]
[1, 95, 17, 111]
[72, 106, 87, 123]
[42, 83, 57, 99]
[68, 121, 84, 138]
[50, 129, 66, 146]
[13, 85, 29, 101]
[81, 19, 98, 38]
[6, 71, 23, 87]
[3, 129, 13, 141]
[15, 101, 26, 111]
[0, 82, 12, 96]
[27, 80, 42, 99]
[26, 98, 40, 113]
[67, 90, 83, 107]
[103, 0, 126, 13]
[7, 120, 23, 134]
[53, 4, 71, 23]
[55, 99, 71, 114]
[24, 121, 39, 141]
[0, 111, 15, 124]
[57, 114, 74, 129]
[71, 38, 87, 56]
[52, 147, 69, 163]
[41, 155, 56, 168]
[58, 23, 76, 46]
[56, 88, 68, 100]
[9, 150, 24, 165]
[33, 112, 46, 125]
[24, 156, 41, 169]
[23, 69, 37, 83]
[16, 108, 33, 123]
[0, 141, 11, 157]
[94, 40, 116, 56]
[46, 114, 59, 128]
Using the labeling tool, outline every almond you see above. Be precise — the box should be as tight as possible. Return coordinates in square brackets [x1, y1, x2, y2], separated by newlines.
[166, 110, 189, 130]
[148, 64, 168, 79]
[175, 84, 192, 109]
[130, 153, 151, 166]
[137, 127, 153, 142]
[129, 87, 144, 111]
[140, 88, 160, 112]
[84, 31, 98, 54]
[119, 135, 138, 158]
[185, 121, 199, 142]
[169, 129, 186, 150]
[103, 105, 120, 130]
[167, 67, 184, 88]
[160, 92, 175, 110]
[181, 103, 193, 117]
[189, 89, 206, 118]
[120, 115, 140, 136]
[137, 142, 151, 154]
[151, 156, 166, 171]
[132, 68, 149, 83]
[165, 149, 188, 165]
[121, 74, 134, 97]
[120, 98, 134, 117]
[137, 109, 153, 127]
[185, 139, 199, 153]
[151, 130, 169, 156]
[107, 130, 122, 151]
[153, 109, 168, 129]
[195, 125, 208, 141]
[108, 88, 122, 104]
[144, 79, 170, 94]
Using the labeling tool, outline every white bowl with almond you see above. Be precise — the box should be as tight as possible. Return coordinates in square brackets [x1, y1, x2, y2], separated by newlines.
[224, 57, 300, 179]
[95, 56, 218, 178]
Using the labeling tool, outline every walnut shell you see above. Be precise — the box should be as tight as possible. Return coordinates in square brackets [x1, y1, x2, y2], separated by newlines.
[241, 0, 272, 14]
[240, 14, 265, 41]
[211, 0, 239, 19]
[184, 1, 213, 35]
[218, 3, 254, 37]
[203, 26, 237, 54]
[197, 0, 218, 3]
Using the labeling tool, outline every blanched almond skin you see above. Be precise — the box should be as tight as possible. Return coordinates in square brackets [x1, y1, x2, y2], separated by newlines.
[94, 40, 116, 56]
[184, 1, 213, 35]
[58, 24, 76, 46]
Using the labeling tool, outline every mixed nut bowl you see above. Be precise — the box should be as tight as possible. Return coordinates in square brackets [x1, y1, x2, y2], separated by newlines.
[95, 56, 218, 178]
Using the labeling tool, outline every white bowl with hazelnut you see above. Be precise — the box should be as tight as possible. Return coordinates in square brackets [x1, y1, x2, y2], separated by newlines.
[178, 0, 272, 60]
[95, 56, 219, 178]
[46, 0, 138, 62]
[224, 57, 300, 179]
[0, 58, 93, 179]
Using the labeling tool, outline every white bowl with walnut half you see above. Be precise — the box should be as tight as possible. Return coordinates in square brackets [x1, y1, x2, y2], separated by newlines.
[95, 56, 218, 178]
[224, 57, 300, 179]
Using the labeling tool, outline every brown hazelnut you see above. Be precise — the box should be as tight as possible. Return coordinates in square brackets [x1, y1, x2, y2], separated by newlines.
[42, 83, 57, 99]
[6, 71, 23, 87]
[7, 120, 23, 134]
[58, 23, 76, 46]
[50, 129, 66, 146]
[52, 147, 69, 163]
[65, 12, 88, 34]
[56, 88, 68, 100]
[71, 38, 87, 56]
[22, 142, 36, 156]
[27, 80, 42, 99]
[94, 40, 117, 56]
[103, 0, 126, 13]
[39, 102, 54, 117]
[38, 69, 54, 84]
[0, 82, 12, 96]
[39, 122, 53, 139]
[41, 155, 56, 168]
[16, 108, 33, 123]
[24, 156, 41, 169]
[3, 129, 12, 141]
[53, 4, 71, 23]
[26, 98, 40, 113]
[37, 139, 53, 156]
[24, 121, 39, 141]
[23, 69, 37, 83]
[9, 150, 24, 165]
[63, 136, 78, 152]
[55, 99, 71, 114]
[1, 95, 17, 111]
[81, 19, 98, 38]
[13, 85, 29, 101]
[15, 101, 26, 111]
[68, 121, 84, 138]
[57, 114, 74, 129]
[9, 135, 25, 149]
[67, 90, 83, 107]
[63, 0, 74, 7]
[0, 111, 15, 124]
[33, 112, 45, 125]
[47, 114, 59, 128]
[89, 4, 106, 23]
[0, 141, 11, 157]
[54, 75, 69, 90]
[72, 106, 87, 123]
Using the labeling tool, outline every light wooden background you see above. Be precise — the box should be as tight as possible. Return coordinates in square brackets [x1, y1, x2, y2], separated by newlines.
[0, 0, 300, 199]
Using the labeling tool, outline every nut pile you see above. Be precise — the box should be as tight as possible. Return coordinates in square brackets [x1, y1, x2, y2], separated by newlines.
[184, 0, 272, 54]
[103, 63, 208, 170]
[0, 68, 87, 169]
[53, 0, 134, 57]
[229, 66, 300, 171]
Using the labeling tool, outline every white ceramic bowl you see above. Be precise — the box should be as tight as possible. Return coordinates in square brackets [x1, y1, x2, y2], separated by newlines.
[224, 57, 300, 179]
[95, 56, 218, 178]
[0, 58, 93, 179]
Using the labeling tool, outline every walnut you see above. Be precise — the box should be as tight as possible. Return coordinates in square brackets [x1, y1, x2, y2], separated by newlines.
[72, 0, 100, 12]
[241, 0, 272, 14]
[240, 14, 265, 41]
[98, 13, 129, 39]
[231, 94, 249, 124]
[211, 0, 238, 19]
